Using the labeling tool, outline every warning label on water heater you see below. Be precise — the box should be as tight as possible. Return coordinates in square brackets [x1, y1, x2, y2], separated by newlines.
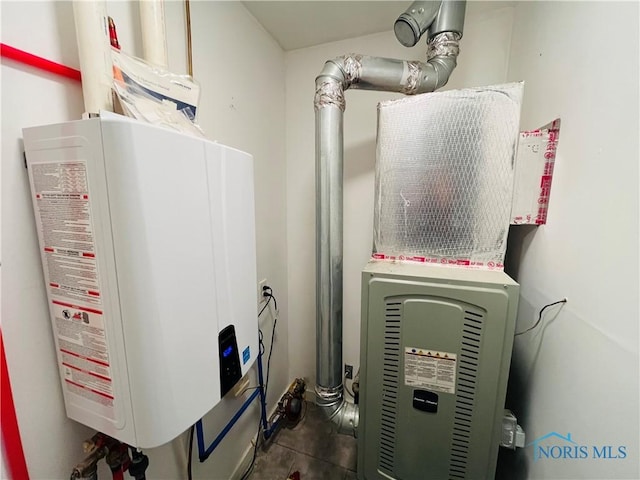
[52, 300, 115, 410]
[30, 160, 115, 415]
[404, 347, 457, 394]
[31, 161, 102, 305]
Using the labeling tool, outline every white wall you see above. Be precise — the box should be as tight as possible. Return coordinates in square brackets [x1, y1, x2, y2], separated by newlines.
[286, 3, 639, 478]
[4, 1, 638, 479]
[1, 3, 95, 478]
[186, 2, 289, 479]
[1, 1, 288, 479]
[285, 4, 516, 390]
[500, 2, 639, 479]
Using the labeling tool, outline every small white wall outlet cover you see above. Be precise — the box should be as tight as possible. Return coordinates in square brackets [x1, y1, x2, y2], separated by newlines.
[258, 278, 268, 303]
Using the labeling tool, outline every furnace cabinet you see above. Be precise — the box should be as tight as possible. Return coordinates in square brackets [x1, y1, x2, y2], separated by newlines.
[358, 261, 518, 480]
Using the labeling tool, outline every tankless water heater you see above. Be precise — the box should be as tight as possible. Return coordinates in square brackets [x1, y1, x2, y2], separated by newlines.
[358, 261, 518, 479]
[23, 112, 258, 448]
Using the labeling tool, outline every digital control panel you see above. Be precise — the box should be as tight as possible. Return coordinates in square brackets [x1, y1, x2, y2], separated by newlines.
[218, 325, 242, 396]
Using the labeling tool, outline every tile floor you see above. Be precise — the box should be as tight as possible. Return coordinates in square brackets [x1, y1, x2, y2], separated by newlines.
[249, 401, 357, 480]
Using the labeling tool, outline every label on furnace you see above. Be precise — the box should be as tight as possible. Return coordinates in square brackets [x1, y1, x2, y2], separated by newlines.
[404, 347, 457, 395]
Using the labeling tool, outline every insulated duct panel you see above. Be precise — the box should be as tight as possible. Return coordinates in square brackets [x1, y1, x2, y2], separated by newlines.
[373, 82, 523, 268]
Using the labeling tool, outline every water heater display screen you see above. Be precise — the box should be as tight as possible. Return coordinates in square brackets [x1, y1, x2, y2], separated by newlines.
[219, 325, 241, 396]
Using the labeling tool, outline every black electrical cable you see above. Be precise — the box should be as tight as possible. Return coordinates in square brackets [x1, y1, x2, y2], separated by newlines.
[343, 374, 355, 398]
[514, 299, 567, 336]
[188, 288, 276, 479]
[263, 287, 277, 311]
[262, 291, 278, 400]
[187, 425, 194, 480]
[258, 329, 265, 355]
[239, 287, 278, 479]
[258, 293, 272, 318]
[264, 317, 277, 399]
[240, 422, 263, 480]
[257, 294, 271, 361]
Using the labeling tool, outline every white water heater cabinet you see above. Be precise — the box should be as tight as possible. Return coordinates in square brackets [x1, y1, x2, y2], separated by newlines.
[23, 112, 259, 448]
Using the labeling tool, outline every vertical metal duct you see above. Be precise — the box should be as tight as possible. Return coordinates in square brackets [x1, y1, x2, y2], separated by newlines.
[314, 0, 466, 436]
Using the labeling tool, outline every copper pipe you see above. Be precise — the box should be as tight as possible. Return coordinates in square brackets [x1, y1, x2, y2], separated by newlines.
[185, 0, 193, 77]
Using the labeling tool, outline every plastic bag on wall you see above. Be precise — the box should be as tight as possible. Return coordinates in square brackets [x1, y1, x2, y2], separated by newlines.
[111, 48, 205, 138]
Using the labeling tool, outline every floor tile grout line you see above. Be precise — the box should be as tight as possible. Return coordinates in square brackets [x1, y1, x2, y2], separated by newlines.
[253, 401, 357, 477]
[265, 442, 350, 471]
[250, 444, 295, 480]
[272, 439, 357, 471]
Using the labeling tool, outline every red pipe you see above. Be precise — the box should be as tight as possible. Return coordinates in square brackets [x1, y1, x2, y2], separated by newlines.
[0, 44, 80, 480]
[1, 331, 30, 480]
[0, 43, 81, 82]
[0, 43, 80, 480]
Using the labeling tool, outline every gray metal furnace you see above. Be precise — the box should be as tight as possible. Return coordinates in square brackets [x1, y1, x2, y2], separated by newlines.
[358, 261, 518, 480]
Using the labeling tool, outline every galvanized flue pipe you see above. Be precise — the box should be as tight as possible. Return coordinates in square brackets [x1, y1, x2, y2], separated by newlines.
[314, 0, 466, 436]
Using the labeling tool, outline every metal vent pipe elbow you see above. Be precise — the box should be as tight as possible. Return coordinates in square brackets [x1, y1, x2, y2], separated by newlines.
[394, 1, 442, 47]
[314, 1, 465, 437]
[395, 1, 466, 47]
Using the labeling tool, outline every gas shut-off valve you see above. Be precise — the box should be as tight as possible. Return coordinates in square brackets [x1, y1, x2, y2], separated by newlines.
[69, 432, 149, 480]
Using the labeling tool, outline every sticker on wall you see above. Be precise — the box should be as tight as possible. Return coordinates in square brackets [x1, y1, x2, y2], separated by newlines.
[404, 347, 457, 395]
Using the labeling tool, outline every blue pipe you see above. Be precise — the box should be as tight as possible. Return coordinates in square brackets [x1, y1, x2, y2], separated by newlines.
[256, 346, 269, 433]
[197, 346, 281, 462]
[196, 388, 261, 461]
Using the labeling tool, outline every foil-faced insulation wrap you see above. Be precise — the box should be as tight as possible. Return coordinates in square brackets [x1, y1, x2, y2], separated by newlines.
[373, 82, 524, 268]
[314, 78, 346, 111]
[401, 61, 422, 95]
[338, 54, 364, 86]
[427, 31, 461, 59]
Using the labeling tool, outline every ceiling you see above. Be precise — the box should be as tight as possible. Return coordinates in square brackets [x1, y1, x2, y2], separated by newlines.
[242, 1, 511, 51]
[242, 1, 410, 51]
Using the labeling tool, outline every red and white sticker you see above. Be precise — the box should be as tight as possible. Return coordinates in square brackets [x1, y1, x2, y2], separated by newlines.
[30, 161, 114, 412]
[511, 119, 561, 226]
[52, 300, 114, 408]
[535, 120, 561, 225]
[31, 161, 102, 305]
[372, 253, 503, 270]
[404, 347, 457, 395]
